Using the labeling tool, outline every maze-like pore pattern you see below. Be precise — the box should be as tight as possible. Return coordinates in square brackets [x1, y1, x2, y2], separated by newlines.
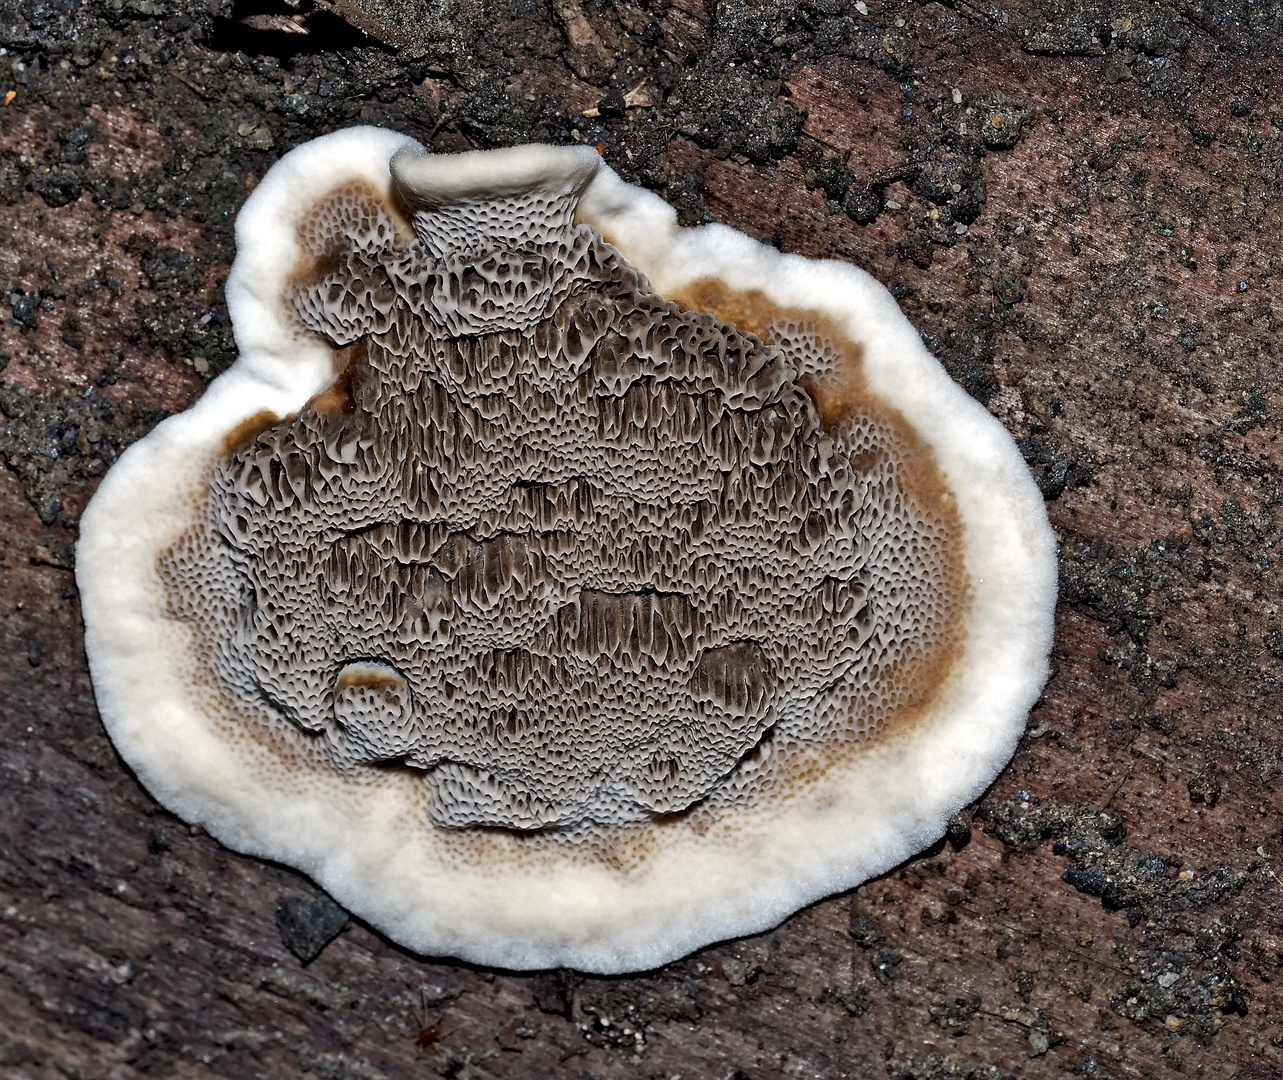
[162, 171, 964, 833]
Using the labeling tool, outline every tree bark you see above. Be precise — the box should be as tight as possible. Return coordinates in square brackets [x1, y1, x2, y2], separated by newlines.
[1, 0, 1280, 1077]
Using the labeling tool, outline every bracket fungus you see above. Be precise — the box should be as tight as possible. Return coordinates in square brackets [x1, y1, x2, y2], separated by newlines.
[78, 127, 1056, 973]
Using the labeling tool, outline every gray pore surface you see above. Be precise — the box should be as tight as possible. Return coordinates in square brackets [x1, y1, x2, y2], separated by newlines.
[165, 170, 953, 833]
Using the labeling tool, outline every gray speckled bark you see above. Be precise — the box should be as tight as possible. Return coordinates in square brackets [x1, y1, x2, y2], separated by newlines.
[1, 0, 1281, 1076]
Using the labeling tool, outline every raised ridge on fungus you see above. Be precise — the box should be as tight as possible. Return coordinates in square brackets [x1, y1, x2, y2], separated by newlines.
[77, 127, 1056, 973]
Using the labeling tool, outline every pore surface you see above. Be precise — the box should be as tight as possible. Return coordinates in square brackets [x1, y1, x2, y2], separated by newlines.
[161, 165, 964, 835]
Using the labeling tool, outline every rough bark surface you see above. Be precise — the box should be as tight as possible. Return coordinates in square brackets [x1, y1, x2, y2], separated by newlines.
[1, 0, 1281, 1078]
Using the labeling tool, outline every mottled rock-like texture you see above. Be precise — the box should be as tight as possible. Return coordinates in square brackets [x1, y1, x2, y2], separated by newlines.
[1, 0, 1281, 1077]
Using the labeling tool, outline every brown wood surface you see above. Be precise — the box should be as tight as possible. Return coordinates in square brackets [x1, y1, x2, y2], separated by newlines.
[1, 0, 1282, 1077]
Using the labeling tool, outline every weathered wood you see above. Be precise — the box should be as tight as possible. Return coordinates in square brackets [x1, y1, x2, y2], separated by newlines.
[1, 0, 1281, 1076]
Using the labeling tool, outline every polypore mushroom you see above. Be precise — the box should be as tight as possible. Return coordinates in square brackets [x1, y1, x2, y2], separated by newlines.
[77, 127, 1056, 973]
